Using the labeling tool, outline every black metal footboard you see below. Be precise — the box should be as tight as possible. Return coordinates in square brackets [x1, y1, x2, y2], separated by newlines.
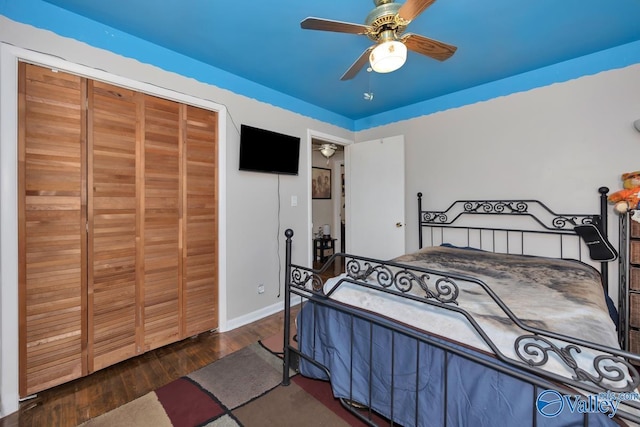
[281, 229, 640, 426]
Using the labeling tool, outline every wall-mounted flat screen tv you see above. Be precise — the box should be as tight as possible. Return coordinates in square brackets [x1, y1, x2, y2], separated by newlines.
[239, 124, 300, 175]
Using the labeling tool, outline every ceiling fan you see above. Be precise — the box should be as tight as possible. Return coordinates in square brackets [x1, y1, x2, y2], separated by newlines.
[301, 0, 457, 80]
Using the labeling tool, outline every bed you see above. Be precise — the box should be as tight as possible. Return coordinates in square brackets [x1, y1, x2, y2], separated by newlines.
[282, 188, 640, 426]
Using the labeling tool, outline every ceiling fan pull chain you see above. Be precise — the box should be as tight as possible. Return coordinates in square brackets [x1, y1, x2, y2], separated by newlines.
[364, 68, 374, 101]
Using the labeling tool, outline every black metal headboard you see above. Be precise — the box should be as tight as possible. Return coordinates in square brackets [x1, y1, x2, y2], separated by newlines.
[417, 187, 611, 292]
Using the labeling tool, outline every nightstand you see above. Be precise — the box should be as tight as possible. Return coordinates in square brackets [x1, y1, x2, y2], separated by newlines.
[314, 237, 336, 263]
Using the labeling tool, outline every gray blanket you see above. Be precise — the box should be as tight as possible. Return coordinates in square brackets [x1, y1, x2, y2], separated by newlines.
[392, 245, 617, 348]
[322, 246, 625, 390]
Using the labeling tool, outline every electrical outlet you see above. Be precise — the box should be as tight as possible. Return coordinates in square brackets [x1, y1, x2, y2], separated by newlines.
[257, 284, 265, 294]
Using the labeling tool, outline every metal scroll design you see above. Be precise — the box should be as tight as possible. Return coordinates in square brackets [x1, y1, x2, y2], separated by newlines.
[422, 201, 530, 224]
[550, 215, 595, 229]
[345, 258, 459, 305]
[464, 201, 529, 214]
[290, 267, 324, 293]
[421, 200, 597, 230]
[421, 211, 449, 223]
[515, 335, 640, 392]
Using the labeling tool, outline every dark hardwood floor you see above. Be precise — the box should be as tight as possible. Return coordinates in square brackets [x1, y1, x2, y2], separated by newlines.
[0, 308, 296, 427]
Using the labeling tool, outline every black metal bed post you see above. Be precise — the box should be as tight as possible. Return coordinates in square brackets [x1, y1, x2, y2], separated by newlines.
[417, 192, 423, 248]
[599, 186, 610, 294]
[282, 229, 294, 386]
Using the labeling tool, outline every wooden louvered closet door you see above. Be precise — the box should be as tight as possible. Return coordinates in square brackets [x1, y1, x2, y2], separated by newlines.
[88, 81, 139, 370]
[183, 105, 218, 335]
[18, 62, 87, 396]
[19, 63, 218, 396]
[142, 95, 181, 351]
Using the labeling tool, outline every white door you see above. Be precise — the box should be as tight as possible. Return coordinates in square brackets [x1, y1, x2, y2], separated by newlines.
[346, 135, 405, 259]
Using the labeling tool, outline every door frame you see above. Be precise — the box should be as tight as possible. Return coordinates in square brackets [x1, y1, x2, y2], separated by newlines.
[306, 130, 353, 267]
[332, 160, 345, 254]
[0, 43, 228, 416]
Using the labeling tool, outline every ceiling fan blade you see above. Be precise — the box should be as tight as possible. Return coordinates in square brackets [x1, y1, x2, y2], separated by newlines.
[341, 46, 374, 81]
[301, 17, 370, 35]
[397, 0, 437, 23]
[402, 33, 457, 61]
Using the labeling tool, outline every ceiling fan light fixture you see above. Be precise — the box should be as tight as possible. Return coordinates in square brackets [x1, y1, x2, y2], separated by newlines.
[369, 40, 407, 74]
[319, 143, 337, 159]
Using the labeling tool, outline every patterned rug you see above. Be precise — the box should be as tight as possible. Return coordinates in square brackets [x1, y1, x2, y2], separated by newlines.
[80, 338, 373, 426]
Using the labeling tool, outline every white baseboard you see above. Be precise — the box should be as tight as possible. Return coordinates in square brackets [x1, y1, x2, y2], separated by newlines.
[221, 296, 302, 332]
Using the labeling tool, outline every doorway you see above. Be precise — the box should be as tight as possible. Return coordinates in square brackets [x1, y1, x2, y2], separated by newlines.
[311, 139, 345, 275]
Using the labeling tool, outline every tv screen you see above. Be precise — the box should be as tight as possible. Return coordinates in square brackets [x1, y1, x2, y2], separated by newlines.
[239, 124, 300, 175]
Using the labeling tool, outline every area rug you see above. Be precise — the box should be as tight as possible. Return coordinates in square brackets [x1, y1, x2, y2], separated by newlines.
[80, 337, 379, 426]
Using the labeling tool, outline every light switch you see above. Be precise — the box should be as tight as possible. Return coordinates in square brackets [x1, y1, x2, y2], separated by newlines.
[291, 195, 298, 207]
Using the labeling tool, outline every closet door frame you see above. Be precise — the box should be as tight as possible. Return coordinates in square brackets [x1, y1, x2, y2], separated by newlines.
[0, 43, 228, 414]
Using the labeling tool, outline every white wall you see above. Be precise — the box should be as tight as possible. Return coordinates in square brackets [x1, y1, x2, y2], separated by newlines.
[0, 17, 352, 416]
[357, 64, 640, 302]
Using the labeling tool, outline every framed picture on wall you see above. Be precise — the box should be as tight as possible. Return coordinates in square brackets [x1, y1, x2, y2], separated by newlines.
[312, 167, 331, 199]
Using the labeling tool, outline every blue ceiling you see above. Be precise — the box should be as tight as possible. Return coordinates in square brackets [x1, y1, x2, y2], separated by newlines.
[7, 0, 640, 129]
